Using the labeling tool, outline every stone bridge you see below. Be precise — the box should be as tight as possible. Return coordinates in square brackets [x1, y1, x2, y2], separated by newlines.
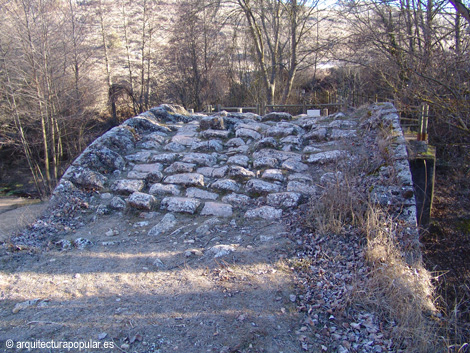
[6, 102, 422, 352]
[30, 102, 417, 251]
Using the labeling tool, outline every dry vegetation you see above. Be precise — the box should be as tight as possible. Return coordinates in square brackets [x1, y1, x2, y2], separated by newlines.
[298, 113, 463, 352]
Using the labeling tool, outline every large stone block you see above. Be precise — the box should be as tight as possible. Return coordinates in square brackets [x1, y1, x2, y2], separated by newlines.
[160, 197, 201, 214]
[201, 202, 233, 217]
[244, 206, 282, 220]
[127, 192, 156, 210]
[148, 213, 177, 237]
[111, 179, 144, 195]
[245, 179, 282, 195]
[163, 173, 205, 187]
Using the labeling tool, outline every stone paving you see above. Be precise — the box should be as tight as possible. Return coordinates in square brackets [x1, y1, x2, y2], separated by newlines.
[57, 105, 362, 230]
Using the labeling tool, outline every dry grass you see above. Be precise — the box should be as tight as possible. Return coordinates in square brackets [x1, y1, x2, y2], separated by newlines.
[360, 207, 442, 352]
[304, 166, 368, 236]
[302, 122, 446, 351]
[306, 180, 443, 351]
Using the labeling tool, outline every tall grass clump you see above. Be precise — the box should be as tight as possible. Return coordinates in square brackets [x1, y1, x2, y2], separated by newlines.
[361, 207, 442, 352]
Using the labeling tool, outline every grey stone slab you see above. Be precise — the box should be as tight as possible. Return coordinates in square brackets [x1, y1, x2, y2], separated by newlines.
[141, 132, 167, 145]
[221, 193, 252, 206]
[196, 167, 214, 177]
[253, 148, 301, 162]
[133, 163, 164, 173]
[303, 146, 322, 154]
[186, 187, 219, 200]
[212, 166, 229, 178]
[244, 206, 282, 220]
[160, 197, 201, 214]
[286, 181, 317, 195]
[305, 150, 344, 164]
[163, 173, 205, 187]
[211, 179, 241, 192]
[181, 153, 217, 166]
[304, 128, 327, 141]
[225, 138, 245, 147]
[201, 129, 230, 139]
[209, 244, 236, 258]
[261, 169, 285, 182]
[236, 122, 267, 132]
[236, 128, 262, 140]
[227, 145, 250, 154]
[227, 155, 250, 167]
[164, 162, 196, 174]
[172, 134, 201, 146]
[229, 166, 256, 179]
[281, 135, 303, 145]
[266, 192, 302, 208]
[149, 183, 181, 196]
[281, 158, 308, 172]
[253, 157, 279, 169]
[110, 196, 126, 210]
[265, 126, 295, 137]
[254, 137, 279, 150]
[164, 142, 186, 152]
[191, 140, 224, 152]
[111, 179, 145, 195]
[201, 202, 233, 217]
[127, 192, 156, 210]
[329, 120, 358, 128]
[68, 167, 108, 189]
[125, 151, 152, 163]
[148, 213, 177, 236]
[150, 153, 179, 163]
[329, 129, 357, 140]
[260, 112, 292, 122]
[127, 171, 147, 180]
[200, 116, 225, 130]
[245, 179, 282, 195]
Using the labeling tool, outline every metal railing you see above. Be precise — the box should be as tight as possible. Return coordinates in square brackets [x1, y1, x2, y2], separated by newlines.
[204, 95, 430, 142]
[397, 103, 430, 141]
[206, 102, 343, 116]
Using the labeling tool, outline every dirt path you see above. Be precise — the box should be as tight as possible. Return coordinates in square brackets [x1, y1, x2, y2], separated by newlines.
[0, 210, 304, 352]
[0, 198, 48, 242]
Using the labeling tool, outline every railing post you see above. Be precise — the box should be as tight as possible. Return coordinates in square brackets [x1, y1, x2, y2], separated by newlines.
[418, 104, 424, 141]
[422, 103, 429, 142]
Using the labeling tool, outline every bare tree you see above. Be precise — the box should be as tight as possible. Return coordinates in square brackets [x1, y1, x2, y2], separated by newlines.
[337, 0, 470, 134]
[230, 0, 320, 105]
[166, 0, 228, 110]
